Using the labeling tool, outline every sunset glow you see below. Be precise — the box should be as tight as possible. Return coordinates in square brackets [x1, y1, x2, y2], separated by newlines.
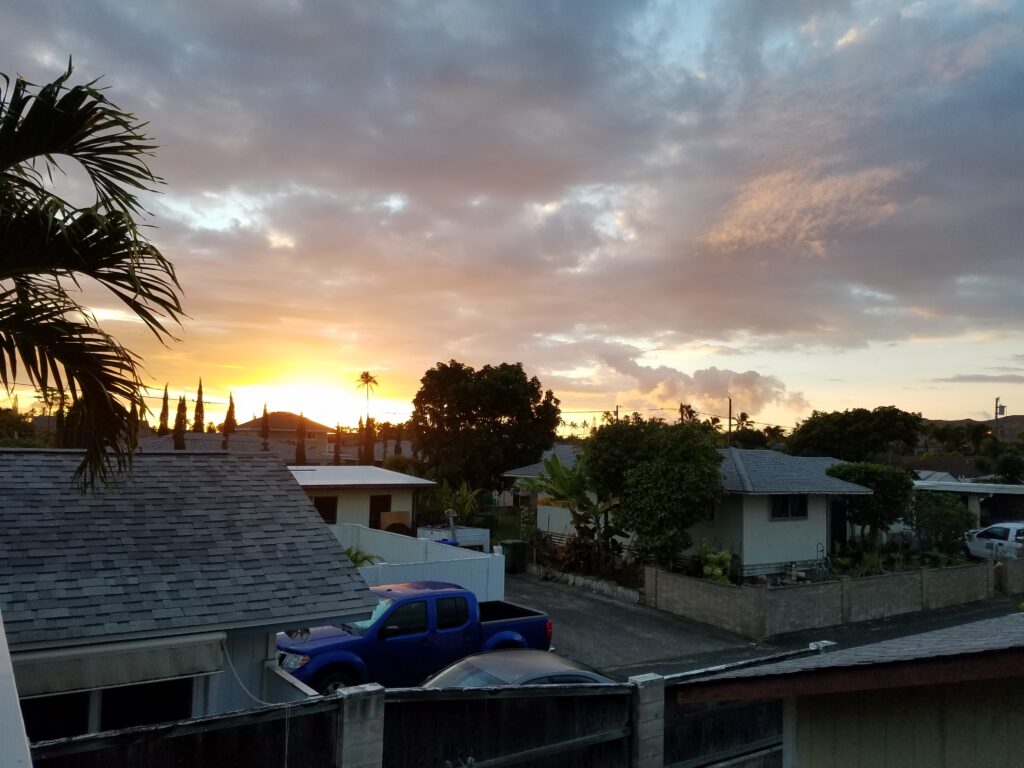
[2, 1, 1022, 430]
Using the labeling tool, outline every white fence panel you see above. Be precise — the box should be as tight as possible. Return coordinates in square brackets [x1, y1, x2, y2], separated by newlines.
[330, 524, 505, 601]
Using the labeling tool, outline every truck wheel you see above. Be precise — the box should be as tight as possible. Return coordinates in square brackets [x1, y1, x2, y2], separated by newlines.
[316, 668, 357, 694]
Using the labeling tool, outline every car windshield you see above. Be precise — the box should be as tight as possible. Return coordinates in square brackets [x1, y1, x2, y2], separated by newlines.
[343, 597, 393, 636]
[425, 660, 506, 688]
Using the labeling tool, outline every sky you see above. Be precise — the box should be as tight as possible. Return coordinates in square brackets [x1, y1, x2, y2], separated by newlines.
[2, 0, 1023, 432]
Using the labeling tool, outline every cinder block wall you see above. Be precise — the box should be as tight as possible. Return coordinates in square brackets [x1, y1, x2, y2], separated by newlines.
[765, 582, 842, 636]
[645, 567, 764, 638]
[923, 563, 992, 610]
[647, 563, 995, 639]
[841, 572, 922, 622]
[998, 559, 1024, 596]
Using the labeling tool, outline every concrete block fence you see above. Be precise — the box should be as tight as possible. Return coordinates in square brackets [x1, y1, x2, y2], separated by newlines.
[645, 561, 996, 640]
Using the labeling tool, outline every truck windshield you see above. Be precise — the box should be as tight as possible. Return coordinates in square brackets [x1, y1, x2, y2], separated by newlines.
[344, 597, 394, 636]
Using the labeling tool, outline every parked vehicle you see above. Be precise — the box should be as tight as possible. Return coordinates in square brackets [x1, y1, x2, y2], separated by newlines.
[421, 649, 614, 688]
[964, 522, 1024, 559]
[277, 582, 552, 692]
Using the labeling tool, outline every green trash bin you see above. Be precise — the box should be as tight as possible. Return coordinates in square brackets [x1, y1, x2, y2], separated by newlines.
[501, 539, 527, 574]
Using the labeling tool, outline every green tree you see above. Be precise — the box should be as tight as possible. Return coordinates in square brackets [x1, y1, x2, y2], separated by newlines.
[0, 406, 41, 446]
[731, 427, 769, 449]
[260, 403, 269, 451]
[0, 63, 183, 486]
[995, 450, 1024, 484]
[157, 384, 170, 436]
[912, 491, 974, 556]
[788, 406, 922, 462]
[172, 395, 187, 450]
[359, 416, 375, 466]
[192, 379, 204, 432]
[410, 360, 560, 491]
[223, 392, 237, 435]
[612, 421, 725, 566]
[526, 453, 622, 567]
[586, 414, 672, 501]
[356, 370, 378, 421]
[333, 423, 342, 465]
[826, 462, 914, 547]
[295, 412, 307, 464]
[393, 421, 404, 455]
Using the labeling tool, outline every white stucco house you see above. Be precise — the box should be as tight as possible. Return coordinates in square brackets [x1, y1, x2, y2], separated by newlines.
[289, 465, 435, 534]
[506, 447, 871, 579]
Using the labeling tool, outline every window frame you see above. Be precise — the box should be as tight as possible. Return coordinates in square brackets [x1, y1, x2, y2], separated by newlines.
[769, 494, 809, 521]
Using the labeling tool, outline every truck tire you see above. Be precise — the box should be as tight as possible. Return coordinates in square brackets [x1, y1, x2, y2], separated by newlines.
[315, 667, 358, 694]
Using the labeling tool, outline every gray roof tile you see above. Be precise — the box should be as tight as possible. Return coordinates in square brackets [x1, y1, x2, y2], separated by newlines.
[685, 613, 1024, 685]
[0, 449, 377, 650]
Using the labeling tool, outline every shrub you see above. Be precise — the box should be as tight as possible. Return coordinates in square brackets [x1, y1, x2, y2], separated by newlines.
[912, 491, 974, 556]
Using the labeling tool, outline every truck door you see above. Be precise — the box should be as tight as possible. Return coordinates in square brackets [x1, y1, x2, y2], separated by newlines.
[372, 599, 431, 687]
[431, 596, 474, 670]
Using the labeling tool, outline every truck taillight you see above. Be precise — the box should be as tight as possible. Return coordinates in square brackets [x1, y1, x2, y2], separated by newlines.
[546, 619, 553, 646]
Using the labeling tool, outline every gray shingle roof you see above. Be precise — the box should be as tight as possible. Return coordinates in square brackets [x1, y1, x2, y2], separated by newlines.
[0, 449, 377, 651]
[505, 446, 870, 496]
[718, 449, 870, 495]
[503, 443, 583, 479]
[684, 613, 1024, 686]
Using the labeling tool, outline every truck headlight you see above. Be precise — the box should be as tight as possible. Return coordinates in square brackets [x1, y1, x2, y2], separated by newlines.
[280, 653, 310, 671]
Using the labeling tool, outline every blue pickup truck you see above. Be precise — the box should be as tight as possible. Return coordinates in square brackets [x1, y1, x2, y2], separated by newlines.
[277, 582, 552, 691]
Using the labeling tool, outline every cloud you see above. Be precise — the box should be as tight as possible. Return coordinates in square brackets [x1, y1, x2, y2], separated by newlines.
[1, 0, 1022, 423]
[933, 374, 1024, 383]
[703, 165, 903, 256]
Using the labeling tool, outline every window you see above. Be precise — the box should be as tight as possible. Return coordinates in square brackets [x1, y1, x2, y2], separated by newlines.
[1015, 529, 1024, 544]
[436, 597, 469, 629]
[312, 496, 337, 524]
[770, 495, 808, 520]
[978, 526, 1010, 541]
[382, 601, 427, 638]
[369, 494, 391, 529]
[20, 678, 194, 742]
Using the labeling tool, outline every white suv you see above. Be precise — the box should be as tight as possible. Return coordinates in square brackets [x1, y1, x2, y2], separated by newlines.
[964, 522, 1024, 559]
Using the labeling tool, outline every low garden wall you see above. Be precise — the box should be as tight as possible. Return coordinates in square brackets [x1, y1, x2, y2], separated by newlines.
[645, 561, 996, 640]
[997, 559, 1024, 596]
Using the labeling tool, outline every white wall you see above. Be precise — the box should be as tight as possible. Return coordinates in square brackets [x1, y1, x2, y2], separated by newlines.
[684, 496, 745, 557]
[201, 632, 276, 716]
[331, 524, 505, 601]
[0, 611, 31, 767]
[742, 495, 829, 567]
[537, 504, 575, 538]
[308, 488, 415, 529]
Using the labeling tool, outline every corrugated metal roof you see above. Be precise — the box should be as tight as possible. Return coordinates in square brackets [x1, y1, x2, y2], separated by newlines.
[0, 450, 377, 651]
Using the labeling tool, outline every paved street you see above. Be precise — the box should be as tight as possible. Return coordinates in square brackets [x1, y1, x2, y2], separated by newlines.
[505, 573, 767, 680]
[506, 572, 1020, 681]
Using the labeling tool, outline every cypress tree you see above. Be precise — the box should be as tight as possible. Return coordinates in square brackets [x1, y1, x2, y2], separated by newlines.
[333, 424, 342, 465]
[357, 417, 365, 464]
[224, 393, 237, 435]
[260, 404, 270, 451]
[173, 396, 187, 450]
[394, 422, 403, 455]
[157, 385, 170, 436]
[361, 417, 375, 466]
[192, 379, 204, 432]
[295, 412, 307, 465]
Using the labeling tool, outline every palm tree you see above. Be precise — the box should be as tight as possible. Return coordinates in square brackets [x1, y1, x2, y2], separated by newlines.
[0, 62, 183, 486]
[356, 371, 378, 420]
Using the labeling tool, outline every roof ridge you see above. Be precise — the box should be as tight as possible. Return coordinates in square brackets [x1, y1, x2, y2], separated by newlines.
[729, 447, 754, 493]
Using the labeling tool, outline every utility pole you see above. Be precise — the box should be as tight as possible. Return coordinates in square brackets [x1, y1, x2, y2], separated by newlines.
[727, 397, 733, 443]
[614, 404, 620, 422]
[995, 396, 1005, 440]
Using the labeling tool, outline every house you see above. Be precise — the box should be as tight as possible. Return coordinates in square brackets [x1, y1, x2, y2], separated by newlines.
[508, 448, 871, 577]
[0, 449, 376, 743]
[501, 442, 583, 508]
[677, 613, 1024, 767]
[912, 475, 1024, 527]
[289, 464, 435, 534]
[235, 411, 333, 463]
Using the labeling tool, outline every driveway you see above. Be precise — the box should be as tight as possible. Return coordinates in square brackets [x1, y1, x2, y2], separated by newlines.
[505, 573, 765, 680]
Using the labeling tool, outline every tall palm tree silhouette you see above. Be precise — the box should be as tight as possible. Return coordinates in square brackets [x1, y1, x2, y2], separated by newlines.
[356, 371, 378, 421]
